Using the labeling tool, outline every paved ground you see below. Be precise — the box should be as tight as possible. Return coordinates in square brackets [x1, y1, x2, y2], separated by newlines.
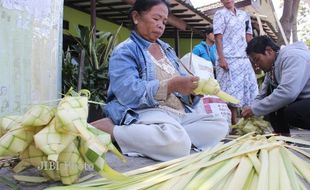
[0, 153, 159, 190]
[0, 128, 309, 190]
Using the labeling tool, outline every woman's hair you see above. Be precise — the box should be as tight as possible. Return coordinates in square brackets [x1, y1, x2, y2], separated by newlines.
[129, 0, 170, 26]
[246, 35, 280, 55]
[203, 27, 213, 39]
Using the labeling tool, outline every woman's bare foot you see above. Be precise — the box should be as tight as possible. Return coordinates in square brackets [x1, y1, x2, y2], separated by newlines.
[90, 118, 115, 138]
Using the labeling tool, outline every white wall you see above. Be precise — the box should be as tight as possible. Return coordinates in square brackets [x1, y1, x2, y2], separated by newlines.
[0, 0, 63, 115]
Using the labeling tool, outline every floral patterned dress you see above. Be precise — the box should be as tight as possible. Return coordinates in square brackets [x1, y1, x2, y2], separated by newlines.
[213, 7, 258, 107]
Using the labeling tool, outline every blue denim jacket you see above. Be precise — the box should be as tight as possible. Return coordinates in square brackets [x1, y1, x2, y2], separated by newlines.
[104, 31, 200, 125]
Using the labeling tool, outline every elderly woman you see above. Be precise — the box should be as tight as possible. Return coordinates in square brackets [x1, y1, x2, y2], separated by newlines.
[92, 0, 228, 161]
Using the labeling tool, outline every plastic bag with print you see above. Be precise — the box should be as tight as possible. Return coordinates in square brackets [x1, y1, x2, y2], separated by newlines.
[181, 53, 231, 125]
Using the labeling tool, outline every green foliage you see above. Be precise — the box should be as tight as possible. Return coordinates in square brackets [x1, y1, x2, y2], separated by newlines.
[62, 48, 78, 94]
[297, 0, 310, 41]
[62, 25, 122, 104]
[305, 39, 310, 48]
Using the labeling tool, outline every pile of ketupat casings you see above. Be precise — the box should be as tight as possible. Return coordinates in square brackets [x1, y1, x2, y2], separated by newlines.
[0, 89, 126, 185]
[230, 117, 273, 136]
[194, 78, 274, 136]
[48, 133, 310, 190]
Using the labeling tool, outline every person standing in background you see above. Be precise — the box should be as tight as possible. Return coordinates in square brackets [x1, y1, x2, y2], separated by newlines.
[192, 27, 217, 67]
[213, 0, 258, 124]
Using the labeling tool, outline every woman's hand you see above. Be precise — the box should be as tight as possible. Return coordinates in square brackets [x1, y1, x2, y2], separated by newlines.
[218, 57, 229, 71]
[168, 76, 199, 95]
[241, 106, 254, 118]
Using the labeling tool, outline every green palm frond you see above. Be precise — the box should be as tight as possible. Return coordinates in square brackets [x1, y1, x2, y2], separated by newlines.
[62, 25, 122, 106]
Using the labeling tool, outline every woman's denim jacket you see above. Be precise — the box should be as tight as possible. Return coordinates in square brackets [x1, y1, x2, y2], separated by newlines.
[104, 31, 200, 125]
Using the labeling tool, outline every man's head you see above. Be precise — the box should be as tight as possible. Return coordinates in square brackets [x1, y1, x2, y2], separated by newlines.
[204, 27, 215, 44]
[246, 35, 280, 72]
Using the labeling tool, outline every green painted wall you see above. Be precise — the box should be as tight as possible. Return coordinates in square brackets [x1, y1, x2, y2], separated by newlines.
[162, 38, 201, 57]
[63, 6, 131, 43]
[64, 6, 202, 57]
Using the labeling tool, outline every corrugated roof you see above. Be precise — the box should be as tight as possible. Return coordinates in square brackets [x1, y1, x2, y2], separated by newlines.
[197, 0, 279, 41]
[64, 0, 213, 38]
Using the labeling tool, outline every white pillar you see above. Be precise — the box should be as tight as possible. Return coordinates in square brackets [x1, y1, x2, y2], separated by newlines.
[0, 0, 64, 115]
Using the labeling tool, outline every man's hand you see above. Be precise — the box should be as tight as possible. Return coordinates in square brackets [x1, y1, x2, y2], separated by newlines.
[241, 106, 254, 118]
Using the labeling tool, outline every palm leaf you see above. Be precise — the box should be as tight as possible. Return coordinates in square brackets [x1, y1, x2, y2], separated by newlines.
[102, 24, 122, 67]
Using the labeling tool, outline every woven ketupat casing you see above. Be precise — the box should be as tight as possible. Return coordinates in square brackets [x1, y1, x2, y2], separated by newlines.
[21, 105, 55, 127]
[0, 124, 43, 156]
[34, 118, 76, 162]
[14, 143, 61, 181]
[80, 138, 107, 171]
[0, 115, 21, 137]
[55, 96, 89, 134]
[58, 142, 85, 184]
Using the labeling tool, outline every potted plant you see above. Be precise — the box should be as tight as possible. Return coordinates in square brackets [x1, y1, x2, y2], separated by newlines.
[62, 25, 122, 122]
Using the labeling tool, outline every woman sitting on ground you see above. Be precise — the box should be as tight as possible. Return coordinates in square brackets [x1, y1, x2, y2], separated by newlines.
[92, 0, 229, 161]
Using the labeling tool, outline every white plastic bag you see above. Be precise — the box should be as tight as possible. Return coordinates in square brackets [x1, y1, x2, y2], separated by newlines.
[180, 53, 214, 80]
[202, 95, 231, 125]
[181, 53, 231, 125]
